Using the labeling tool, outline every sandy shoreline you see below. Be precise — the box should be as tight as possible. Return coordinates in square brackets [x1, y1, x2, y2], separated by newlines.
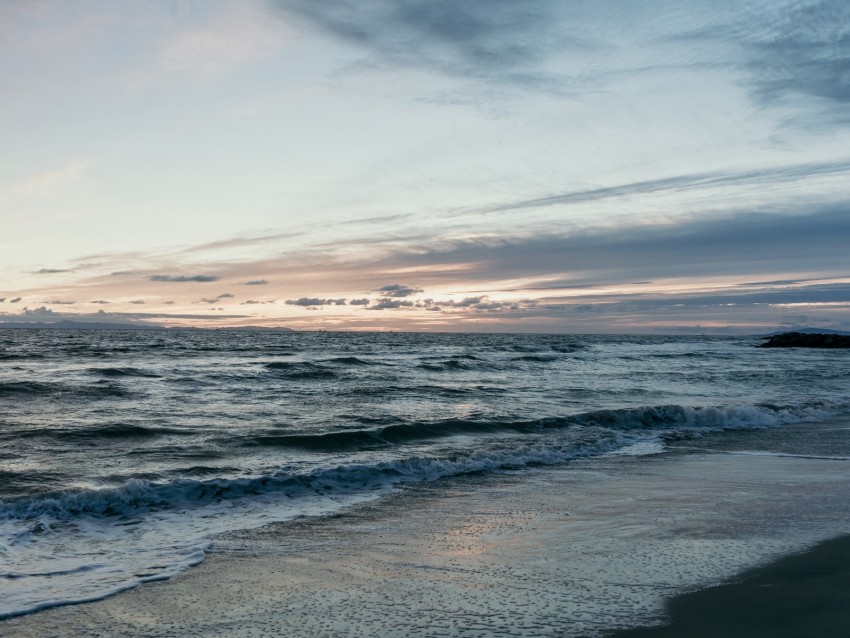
[4, 421, 850, 637]
[609, 533, 850, 638]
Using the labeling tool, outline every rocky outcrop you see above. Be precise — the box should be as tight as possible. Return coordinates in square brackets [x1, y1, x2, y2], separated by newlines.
[758, 332, 850, 348]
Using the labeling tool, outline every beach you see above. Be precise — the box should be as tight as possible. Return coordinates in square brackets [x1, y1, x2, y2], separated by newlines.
[5, 0, 850, 632]
[611, 534, 850, 638]
[5, 419, 850, 638]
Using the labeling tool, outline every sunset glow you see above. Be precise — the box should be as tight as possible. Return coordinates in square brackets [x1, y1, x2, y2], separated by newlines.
[2, 1, 849, 332]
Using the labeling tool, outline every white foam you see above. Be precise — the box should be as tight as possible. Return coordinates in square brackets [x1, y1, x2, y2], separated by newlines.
[3, 397, 849, 620]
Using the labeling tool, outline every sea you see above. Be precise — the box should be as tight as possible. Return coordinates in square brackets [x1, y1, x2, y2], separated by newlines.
[1, 329, 849, 621]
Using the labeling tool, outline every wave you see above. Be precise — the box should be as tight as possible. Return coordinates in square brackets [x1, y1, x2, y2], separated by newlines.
[724, 450, 850, 461]
[264, 361, 337, 379]
[244, 419, 525, 451]
[0, 381, 132, 399]
[324, 356, 386, 366]
[502, 342, 584, 353]
[571, 401, 850, 432]
[550, 344, 586, 353]
[46, 423, 191, 441]
[0, 381, 56, 397]
[244, 401, 850, 453]
[0, 397, 847, 625]
[0, 353, 44, 361]
[417, 359, 478, 372]
[89, 367, 161, 378]
[0, 434, 628, 523]
[512, 354, 559, 362]
[0, 470, 70, 499]
[3, 399, 841, 523]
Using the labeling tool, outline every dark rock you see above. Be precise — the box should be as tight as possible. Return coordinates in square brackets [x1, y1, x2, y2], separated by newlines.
[758, 332, 850, 348]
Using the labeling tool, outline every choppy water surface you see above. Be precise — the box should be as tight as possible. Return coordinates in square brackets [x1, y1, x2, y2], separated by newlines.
[1, 330, 848, 618]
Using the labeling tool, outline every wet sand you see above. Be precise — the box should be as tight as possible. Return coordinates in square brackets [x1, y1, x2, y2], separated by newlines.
[610, 533, 850, 638]
[4, 421, 850, 637]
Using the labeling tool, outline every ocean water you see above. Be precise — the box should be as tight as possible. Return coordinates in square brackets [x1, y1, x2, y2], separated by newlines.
[1, 330, 849, 620]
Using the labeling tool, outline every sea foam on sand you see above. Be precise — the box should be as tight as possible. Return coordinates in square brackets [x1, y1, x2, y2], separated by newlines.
[4, 420, 850, 638]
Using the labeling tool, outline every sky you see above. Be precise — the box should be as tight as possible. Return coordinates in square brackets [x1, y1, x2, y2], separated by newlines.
[1, 0, 849, 333]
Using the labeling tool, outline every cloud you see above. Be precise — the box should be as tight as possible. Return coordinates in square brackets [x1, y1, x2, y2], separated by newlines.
[445, 296, 484, 308]
[149, 274, 221, 283]
[198, 293, 235, 304]
[278, 0, 850, 130]
[90, 300, 110, 304]
[45, 300, 76, 305]
[179, 233, 296, 256]
[741, 1, 850, 121]
[349, 298, 370, 305]
[285, 297, 347, 307]
[0, 298, 5, 303]
[0, 309, 250, 323]
[369, 205, 850, 287]
[377, 283, 423, 297]
[21, 306, 56, 316]
[419, 296, 517, 313]
[539, 282, 850, 314]
[369, 299, 415, 310]
[129, 300, 145, 305]
[242, 279, 269, 286]
[475, 158, 850, 215]
[34, 268, 72, 274]
[10, 298, 22, 303]
[472, 302, 510, 311]
[277, 0, 565, 87]
[12, 160, 89, 196]
[735, 277, 834, 287]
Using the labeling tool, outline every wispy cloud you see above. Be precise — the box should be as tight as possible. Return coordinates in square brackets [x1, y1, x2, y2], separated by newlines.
[277, 0, 568, 88]
[277, 0, 850, 132]
[149, 274, 221, 283]
[11, 160, 89, 196]
[369, 299, 414, 310]
[177, 233, 297, 256]
[739, 1, 850, 124]
[198, 293, 233, 304]
[376, 283, 423, 297]
[285, 297, 347, 307]
[473, 158, 850, 215]
[366, 205, 850, 287]
[0, 308, 249, 323]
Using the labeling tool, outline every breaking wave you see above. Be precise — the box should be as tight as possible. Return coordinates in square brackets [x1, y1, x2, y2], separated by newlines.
[4, 400, 846, 524]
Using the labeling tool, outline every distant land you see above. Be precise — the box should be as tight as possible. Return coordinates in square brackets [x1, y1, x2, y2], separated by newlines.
[204, 326, 296, 332]
[0, 320, 162, 330]
[0, 320, 295, 332]
[759, 331, 850, 348]
[765, 327, 850, 336]
[0, 320, 845, 335]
